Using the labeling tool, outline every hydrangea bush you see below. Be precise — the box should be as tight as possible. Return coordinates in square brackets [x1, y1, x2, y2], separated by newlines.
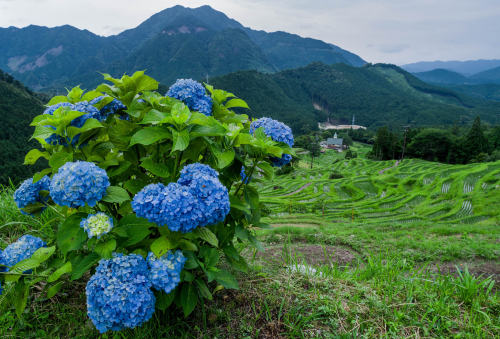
[0, 72, 293, 332]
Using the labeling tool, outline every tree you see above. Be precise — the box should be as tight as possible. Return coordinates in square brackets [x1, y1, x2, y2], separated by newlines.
[306, 137, 321, 168]
[464, 116, 489, 161]
[406, 129, 455, 162]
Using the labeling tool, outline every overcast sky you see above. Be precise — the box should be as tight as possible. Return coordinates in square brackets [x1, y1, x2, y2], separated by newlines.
[1, 0, 499, 65]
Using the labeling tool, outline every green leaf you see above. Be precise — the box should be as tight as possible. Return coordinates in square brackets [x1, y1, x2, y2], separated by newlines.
[24, 149, 50, 165]
[13, 281, 29, 318]
[66, 86, 84, 102]
[102, 186, 130, 204]
[214, 149, 235, 169]
[171, 129, 190, 152]
[180, 283, 198, 317]
[140, 158, 170, 178]
[193, 227, 218, 248]
[258, 162, 274, 180]
[94, 239, 117, 259]
[213, 270, 239, 290]
[194, 279, 213, 300]
[190, 124, 227, 137]
[224, 98, 249, 109]
[46, 281, 65, 298]
[70, 253, 100, 280]
[140, 109, 170, 125]
[47, 95, 68, 106]
[200, 247, 220, 268]
[33, 168, 52, 183]
[156, 290, 176, 311]
[49, 151, 73, 171]
[150, 237, 176, 258]
[178, 239, 198, 252]
[124, 179, 147, 195]
[134, 72, 159, 92]
[224, 246, 248, 272]
[32, 126, 56, 141]
[57, 214, 87, 256]
[6, 246, 56, 282]
[171, 102, 191, 125]
[47, 261, 72, 283]
[129, 126, 171, 146]
[114, 215, 153, 247]
[181, 270, 195, 282]
[229, 196, 250, 214]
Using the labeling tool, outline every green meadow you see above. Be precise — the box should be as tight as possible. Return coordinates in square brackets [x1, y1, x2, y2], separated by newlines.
[1, 143, 499, 338]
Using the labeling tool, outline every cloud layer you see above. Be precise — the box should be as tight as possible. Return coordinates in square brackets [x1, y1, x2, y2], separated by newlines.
[1, 0, 499, 64]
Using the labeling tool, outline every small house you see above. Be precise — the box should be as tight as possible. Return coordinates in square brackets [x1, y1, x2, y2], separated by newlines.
[325, 133, 345, 151]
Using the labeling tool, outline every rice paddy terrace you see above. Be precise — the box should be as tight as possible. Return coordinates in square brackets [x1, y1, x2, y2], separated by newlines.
[260, 145, 500, 227]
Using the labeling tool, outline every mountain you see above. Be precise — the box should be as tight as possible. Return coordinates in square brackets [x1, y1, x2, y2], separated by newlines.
[402, 59, 500, 75]
[211, 62, 500, 133]
[470, 66, 500, 84]
[413, 69, 469, 85]
[0, 69, 45, 185]
[0, 5, 365, 91]
[446, 84, 500, 102]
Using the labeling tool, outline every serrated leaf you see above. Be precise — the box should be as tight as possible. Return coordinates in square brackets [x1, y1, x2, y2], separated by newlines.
[213, 270, 239, 290]
[24, 149, 50, 165]
[129, 126, 171, 146]
[94, 239, 117, 259]
[102, 186, 130, 204]
[150, 236, 176, 258]
[47, 261, 72, 283]
[140, 158, 170, 178]
[171, 129, 190, 152]
[224, 98, 249, 109]
[180, 283, 198, 317]
[114, 215, 153, 247]
[178, 239, 198, 252]
[156, 290, 176, 311]
[6, 246, 56, 282]
[47, 281, 65, 298]
[49, 151, 73, 171]
[193, 227, 218, 248]
[57, 213, 87, 256]
[194, 279, 213, 300]
[13, 281, 29, 318]
[70, 253, 100, 280]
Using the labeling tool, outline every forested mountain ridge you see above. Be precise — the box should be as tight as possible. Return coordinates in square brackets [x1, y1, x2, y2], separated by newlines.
[0, 5, 365, 92]
[0, 69, 45, 185]
[211, 62, 500, 133]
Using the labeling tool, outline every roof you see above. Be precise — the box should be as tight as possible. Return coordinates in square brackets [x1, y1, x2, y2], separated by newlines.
[326, 137, 343, 146]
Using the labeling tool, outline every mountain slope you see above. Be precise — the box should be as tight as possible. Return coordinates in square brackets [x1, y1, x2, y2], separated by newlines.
[0, 69, 45, 185]
[402, 59, 500, 75]
[211, 63, 500, 133]
[0, 5, 365, 92]
[470, 66, 500, 84]
[413, 69, 469, 85]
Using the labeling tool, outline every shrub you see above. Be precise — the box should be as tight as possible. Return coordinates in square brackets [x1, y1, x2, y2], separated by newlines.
[0, 72, 293, 332]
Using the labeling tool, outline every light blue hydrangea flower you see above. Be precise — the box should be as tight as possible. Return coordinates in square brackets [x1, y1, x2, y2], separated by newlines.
[183, 172, 230, 227]
[166, 79, 213, 116]
[132, 163, 230, 232]
[43, 101, 100, 146]
[250, 117, 294, 167]
[90, 96, 127, 121]
[13, 176, 50, 211]
[50, 161, 110, 208]
[80, 213, 113, 239]
[0, 235, 46, 271]
[147, 250, 186, 294]
[86, 253, 155, 333]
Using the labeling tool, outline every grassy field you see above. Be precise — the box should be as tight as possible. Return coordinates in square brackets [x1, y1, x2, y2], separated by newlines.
[1, 144, 499, 338]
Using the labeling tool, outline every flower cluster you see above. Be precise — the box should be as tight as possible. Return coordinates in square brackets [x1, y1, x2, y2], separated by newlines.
[250, 117, 294, 166]
[13, 176, 50, 211]
[147, 250, 186, 294]
[0, 235, 46, 271]
[50, 161, 110, 208]
[80, 213, 113, 239]
[86, 253, 155, 333]
[90, 96, 127, 121]
[43, 101, 100, 145]
[132, 163, 229, 233]
[166, 79, 213, 116]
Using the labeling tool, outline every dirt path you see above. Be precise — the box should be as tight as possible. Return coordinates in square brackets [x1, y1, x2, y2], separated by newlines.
[280, 182, 312, 196]
[379, 160, 400, 175]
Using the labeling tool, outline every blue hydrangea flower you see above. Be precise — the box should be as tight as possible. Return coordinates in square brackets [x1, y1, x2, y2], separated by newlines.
[50, 161, 110, 208]
[178, 163, 219, 186]
[250, 117, 294, 166]
[147, 250, 186, 294]
[0, 235, 46, 271]
[43, 101, 100, 146]
[13, 176, 50, 211]
[183, 172, 230, 227]
[80, 213, 113, 239]
[166, 79, 213, 116]
[86, 253, 155, 333]
[90, 96, 127, 121]
[131, 183, 169, 226]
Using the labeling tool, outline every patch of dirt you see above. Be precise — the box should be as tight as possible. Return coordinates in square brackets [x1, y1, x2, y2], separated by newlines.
[253, 243, 357, 267]
[428, 260, 500, 283]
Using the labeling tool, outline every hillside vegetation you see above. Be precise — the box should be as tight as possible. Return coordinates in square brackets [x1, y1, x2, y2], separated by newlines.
[0, 69, 44, 185]
[211, 63, 500, 133]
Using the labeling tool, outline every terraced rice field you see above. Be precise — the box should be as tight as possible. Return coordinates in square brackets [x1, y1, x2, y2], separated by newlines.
[260, 145, 500, 227]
